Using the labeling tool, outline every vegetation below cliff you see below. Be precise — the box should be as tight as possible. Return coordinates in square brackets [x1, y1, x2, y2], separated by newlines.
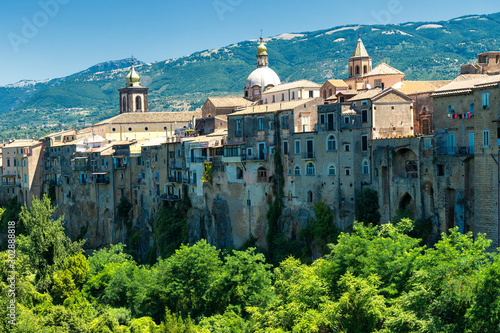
[1, 196, 500, 332]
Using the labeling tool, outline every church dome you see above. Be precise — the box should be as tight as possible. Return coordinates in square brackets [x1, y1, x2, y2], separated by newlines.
[245, 67, 281, 90]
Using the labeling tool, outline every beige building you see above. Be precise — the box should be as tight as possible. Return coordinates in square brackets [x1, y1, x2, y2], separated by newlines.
[1, 139, 44, 206]
[261, 80, 321, 104]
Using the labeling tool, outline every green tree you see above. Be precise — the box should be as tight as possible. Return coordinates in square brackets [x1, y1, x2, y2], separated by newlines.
[153, 240, 223, 320]
[18, 195, 84, 291]
[355, 188, 381, 225]
[321, 222, 423, 298]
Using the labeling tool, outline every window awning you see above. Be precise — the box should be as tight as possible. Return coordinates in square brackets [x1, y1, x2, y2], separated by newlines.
[92, 172, 109, 175]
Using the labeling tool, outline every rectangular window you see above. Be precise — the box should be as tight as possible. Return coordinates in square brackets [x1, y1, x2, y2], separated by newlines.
[361, 135, 368, 152]
[309, 90, 314, 98]
[288, 167, 292, 176]
[292, 92, 295, 100]
[281, 116, 289, 130]
[269, 121, 275, 130]
[295, 140, 301, 155]
[482, 92, 490, 108]
[320, 114, 325, 124]
[344, 116, 350, 124]
[361, 109, 368, 123]
[344, 144, 350, 152]
[345, 168, 351, 176]
[424, 138, 432, 149]
[258, 117, 265, 131]
[483, 130, 490, 146]
[437, 164, 445, 176]
[235, 119, 242, 137]
[283, 140, 289, 155]
[154, 154, 158, 162]
[281, 93, 285, 101]
[247, 148, 253, 157]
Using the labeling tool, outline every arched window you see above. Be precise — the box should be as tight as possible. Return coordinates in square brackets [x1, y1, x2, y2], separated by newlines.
[329, 89, 333, 97]
[363, 65, 368, 74]
[356, 65, 360, 75]
[122, 96, 127, 112]
[136, 96, 142, 110]
[306, 162, 315, 176]
[447, 105, 455, 113]
[362, 160, 369, 175]
[257, 167, 267, 182]
[323, 90, 327, 99]
[327, 135, 337, 151]
[294, 165, 301, 176]
[350, 66, 353, 77]
[307, 190, 313, 203]
[328, 164, 336, 175]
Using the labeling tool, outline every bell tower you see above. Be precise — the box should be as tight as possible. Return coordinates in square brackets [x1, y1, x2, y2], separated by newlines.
[118, 61, 149, 114]
[348, 35, 372, 78]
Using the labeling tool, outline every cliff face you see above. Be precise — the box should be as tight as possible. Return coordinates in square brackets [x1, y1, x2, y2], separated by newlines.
[188, 196, 233, 249]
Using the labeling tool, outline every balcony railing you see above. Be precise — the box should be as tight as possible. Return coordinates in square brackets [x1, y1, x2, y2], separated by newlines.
[437, 146, 474, 156]
[96, 179, 110, 185]
[2, 181, 15, 186]
[302, 152, 316, 159]
[160, 193, 182, 201]
[246, 153, 267, 162]
[113, 162, 128, 169]
[189, 156, 212, 163]
[51, 180, 62, 186]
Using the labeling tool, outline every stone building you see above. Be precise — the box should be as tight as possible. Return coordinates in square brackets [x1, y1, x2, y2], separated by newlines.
[1, 139, 43, 206]
[461, 51, 500, 75]
[261, 80, 321, 104]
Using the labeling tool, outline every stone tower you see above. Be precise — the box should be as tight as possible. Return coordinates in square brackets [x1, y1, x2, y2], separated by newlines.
[348, 36, 372, 78]
[118, 61, 149, 114]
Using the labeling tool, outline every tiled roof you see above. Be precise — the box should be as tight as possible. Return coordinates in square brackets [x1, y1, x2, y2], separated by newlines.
[365, 63, 404, 77]
[207, 97, 252, 108]
[474, 74, 500, 87]
[397, 81, 451, 95]
[3, 139, 40, 148]
[263, 80, 321, 94]
[95, 111, 202, 125]
[229, 98, 320, 116]
[337, 90, 358, 96]
[432, 74, 489, 96]
[348, 88, 384, 101]
[325, 79, 349, 88]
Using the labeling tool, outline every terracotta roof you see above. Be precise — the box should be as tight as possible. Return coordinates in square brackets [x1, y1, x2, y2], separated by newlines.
[229, 98, 321, 116]
[432, 74, 489, 96]
[3, 139, 40, 148]
[141, 137, 168, 147]
[396, 81, 451, 95]
[365, 63, 405, 77]
[207, 97, 252, 108]
[263, 80, 321, 94]
[95, 111, 201, 125]
[337, 90, 358, 96]
[325, 79, 349, 88]
[348, 88, 384, 101]
[474, 74, 500, 87]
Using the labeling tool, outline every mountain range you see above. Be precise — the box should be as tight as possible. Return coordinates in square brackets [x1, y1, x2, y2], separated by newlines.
[1, 12, 500, 140]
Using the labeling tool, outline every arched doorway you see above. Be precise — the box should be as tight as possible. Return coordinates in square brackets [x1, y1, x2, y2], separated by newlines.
[399, 193, 415, 219]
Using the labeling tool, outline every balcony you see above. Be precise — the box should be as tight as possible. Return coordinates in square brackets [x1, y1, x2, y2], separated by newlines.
[2, 181, 15, 186]
[113, 162, 128, 170]
[183, 179, 197, 185]
[437, 146, 474, 156]
[302, 152, 316, 160]
[51, 180, 62, 186]
[160, 194, 182, 202]
[246, 153, 267, 162]
[189, 156, 212, 164]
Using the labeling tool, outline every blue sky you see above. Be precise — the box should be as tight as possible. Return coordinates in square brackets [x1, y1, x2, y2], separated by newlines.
[0, 0, 499, 86]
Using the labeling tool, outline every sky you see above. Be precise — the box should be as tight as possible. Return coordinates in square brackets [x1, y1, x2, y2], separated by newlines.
[0, 0, 499, 86]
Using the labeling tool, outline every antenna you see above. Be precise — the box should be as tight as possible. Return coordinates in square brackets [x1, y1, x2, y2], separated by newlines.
[260, 29, 263, 38]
